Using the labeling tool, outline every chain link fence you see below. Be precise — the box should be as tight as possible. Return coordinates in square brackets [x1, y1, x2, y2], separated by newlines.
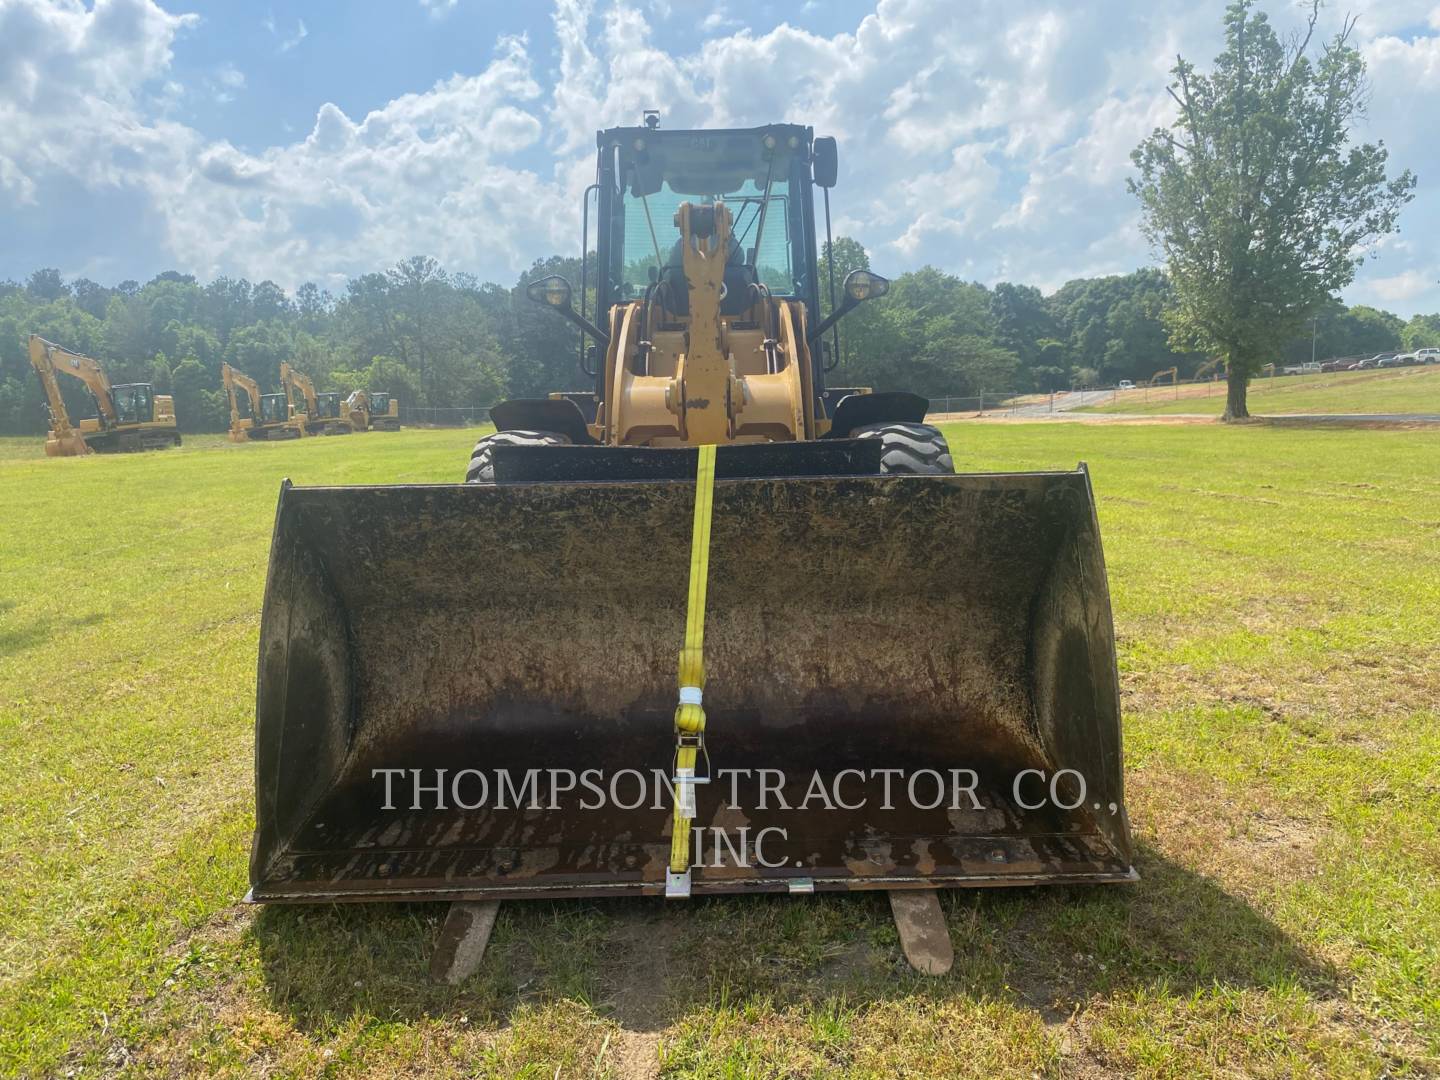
[399, 405, 493, 427]
[396, 376, 1253, 427]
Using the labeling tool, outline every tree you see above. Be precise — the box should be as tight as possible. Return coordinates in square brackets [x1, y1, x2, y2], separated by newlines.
[26, 269, 69, 301]
[990, 283, 1056, 369]
[1401, 313, 1440, 351]
[1130, 0, 1415, 419]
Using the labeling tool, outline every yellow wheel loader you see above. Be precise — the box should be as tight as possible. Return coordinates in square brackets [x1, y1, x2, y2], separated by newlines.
[30, 335, 180, 456]
[250, 119, 1133, 974]
[344, 389, 402, 432]
[223, 362, 306, 442]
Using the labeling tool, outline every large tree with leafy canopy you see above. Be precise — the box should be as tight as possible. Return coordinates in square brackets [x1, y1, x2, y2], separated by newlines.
[1129, 0, 1414, 419]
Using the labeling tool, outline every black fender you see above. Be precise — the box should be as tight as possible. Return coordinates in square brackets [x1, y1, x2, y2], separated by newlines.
[824, 391, 929, 438]
[489, 398, 598, 445]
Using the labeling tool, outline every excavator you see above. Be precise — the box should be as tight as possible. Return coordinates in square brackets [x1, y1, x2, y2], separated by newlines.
[279, 361, 352, 435]
[223, 362, 306, 441]
[29, 335, 180, 456]
[344, 389, 402, 432]
[250, 119, 1132, 976]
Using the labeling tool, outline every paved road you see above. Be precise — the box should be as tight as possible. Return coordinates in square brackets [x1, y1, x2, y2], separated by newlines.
[942, 411, 1440, 426]
[1006, 390, 1116, 416]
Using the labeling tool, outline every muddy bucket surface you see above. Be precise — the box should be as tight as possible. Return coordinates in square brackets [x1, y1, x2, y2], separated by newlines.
[249, 467, 1134, 902]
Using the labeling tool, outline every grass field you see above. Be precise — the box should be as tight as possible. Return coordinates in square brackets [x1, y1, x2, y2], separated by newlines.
[1077, 363, 1440, 415]
[2, 423, 1438, 1077]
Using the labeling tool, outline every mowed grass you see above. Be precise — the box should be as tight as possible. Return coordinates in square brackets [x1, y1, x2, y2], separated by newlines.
[2, 422, 1438, 1077]
[1079, 363, 1440, 415]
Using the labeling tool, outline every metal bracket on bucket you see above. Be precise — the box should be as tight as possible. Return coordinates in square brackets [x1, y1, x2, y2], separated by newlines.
[665, 869, 692, 899]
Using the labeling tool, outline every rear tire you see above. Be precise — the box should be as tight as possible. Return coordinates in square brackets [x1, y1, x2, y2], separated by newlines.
[852, 422, 954, 475]
[466, 429, 571, 484]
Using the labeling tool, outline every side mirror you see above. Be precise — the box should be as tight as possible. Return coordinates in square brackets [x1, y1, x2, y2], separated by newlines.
[812, 136, 838, 189]
[843, 269, 888, 304]
[807, 270, 890, 347]
[526, 275, 573, 309]
[525, 274, 611, 347]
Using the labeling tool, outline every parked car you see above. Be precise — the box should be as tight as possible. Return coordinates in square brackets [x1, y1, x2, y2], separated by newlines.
[1395, 351, 1419, 365]
[1417, 347, 1440, 364]
[1377, 355, 1403, 369]
[1320, 360, 1348, 373]
[1117, 379, 1136, 391]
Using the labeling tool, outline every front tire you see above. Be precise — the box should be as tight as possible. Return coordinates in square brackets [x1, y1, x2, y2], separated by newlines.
[852, 421, 954, 474]
[465, 429, 571, 484]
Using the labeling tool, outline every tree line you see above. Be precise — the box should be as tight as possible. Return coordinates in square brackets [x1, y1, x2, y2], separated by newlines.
[2, 248, 1435, 435]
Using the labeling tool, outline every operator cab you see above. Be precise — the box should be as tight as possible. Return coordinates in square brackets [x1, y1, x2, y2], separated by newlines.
[259, 393, 289, 425]
[601, 124, 815, 319]
[368, 392, 391, 414]
[111, 383, 154, 425]
[313, 392, 343, 419]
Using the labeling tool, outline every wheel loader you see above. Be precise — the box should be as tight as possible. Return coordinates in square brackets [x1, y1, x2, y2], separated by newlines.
[344, 389, 402, 432]
[249, 119, 1133, 974]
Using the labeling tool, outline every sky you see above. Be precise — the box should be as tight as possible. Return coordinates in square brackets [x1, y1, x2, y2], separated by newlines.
[1, 0, 1437, 315]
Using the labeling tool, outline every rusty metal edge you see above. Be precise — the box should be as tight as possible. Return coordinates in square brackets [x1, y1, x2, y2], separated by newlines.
[268, 466, 1093, 494]
[245, 867, 1139, 904]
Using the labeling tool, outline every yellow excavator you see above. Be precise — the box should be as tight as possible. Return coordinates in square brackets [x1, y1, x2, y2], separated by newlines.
[223, 363, 306, 441]
[249, 119, 1132, 974]
[29, 335, 180, 456]
[279, 362, 353, 435]
[344, 389, 401, 432]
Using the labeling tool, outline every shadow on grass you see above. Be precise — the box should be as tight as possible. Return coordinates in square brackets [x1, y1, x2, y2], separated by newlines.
[0, 610, 106, 657]
[251, 840, 1336, 1037]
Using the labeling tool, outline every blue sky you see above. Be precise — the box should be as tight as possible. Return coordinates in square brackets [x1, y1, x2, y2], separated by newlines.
[2, 0, 1437, 315]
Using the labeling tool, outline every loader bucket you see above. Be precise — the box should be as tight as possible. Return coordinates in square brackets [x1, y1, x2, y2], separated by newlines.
[249, 462, 1134, 903]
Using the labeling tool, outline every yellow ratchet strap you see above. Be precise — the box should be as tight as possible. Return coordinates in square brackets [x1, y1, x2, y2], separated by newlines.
[666, 443, 717, 899]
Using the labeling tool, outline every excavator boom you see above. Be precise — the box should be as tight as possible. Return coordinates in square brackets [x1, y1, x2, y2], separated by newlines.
[29, 336, 179, 456]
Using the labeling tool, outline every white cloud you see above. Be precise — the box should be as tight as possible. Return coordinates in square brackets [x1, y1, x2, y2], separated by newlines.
[262, 13, 307, 52]
[1, 0, 1436, 316]
[0, 0, 199, 202]
[418, 0, 459, 16]
[701, 9, 739, 33]
[208, 62, 245, 104]
[1359, 269, 1437, 304]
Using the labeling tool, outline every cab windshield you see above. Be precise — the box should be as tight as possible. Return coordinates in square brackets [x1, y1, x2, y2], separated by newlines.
[260, 394, 288, 424]
[112, 384, 151, 425]
[615, 131, 802, 302]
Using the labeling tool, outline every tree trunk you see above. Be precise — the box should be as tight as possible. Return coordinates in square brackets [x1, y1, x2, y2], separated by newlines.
[1222, 366, 1250, 421]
